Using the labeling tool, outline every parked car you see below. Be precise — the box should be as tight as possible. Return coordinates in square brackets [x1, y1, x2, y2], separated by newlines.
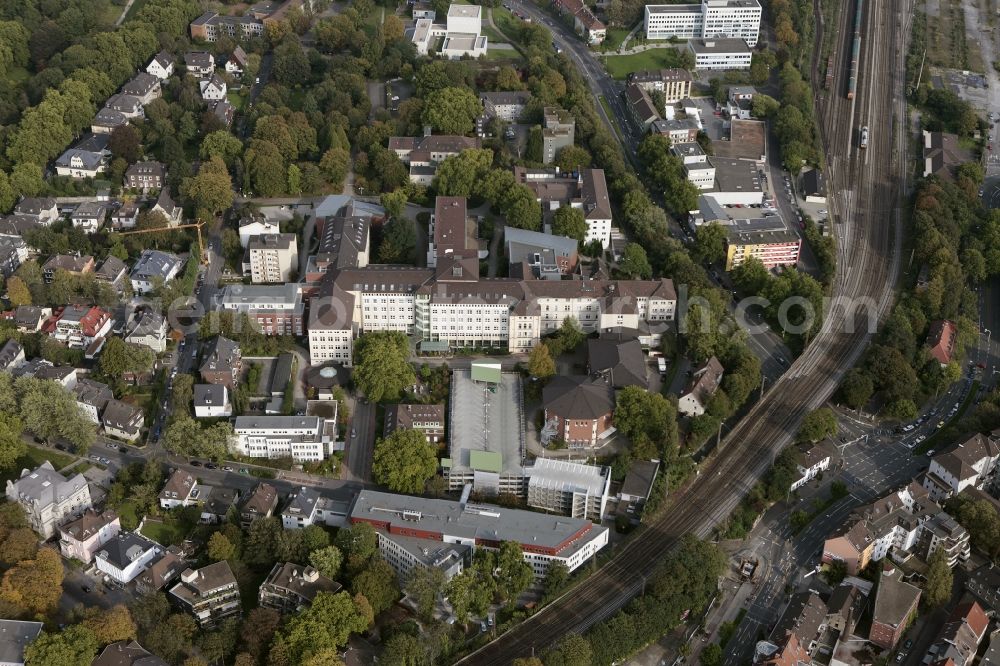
[190, 460, 202, 466]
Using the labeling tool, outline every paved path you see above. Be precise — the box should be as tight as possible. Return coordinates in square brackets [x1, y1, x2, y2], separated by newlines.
[114, 0, 137, 25]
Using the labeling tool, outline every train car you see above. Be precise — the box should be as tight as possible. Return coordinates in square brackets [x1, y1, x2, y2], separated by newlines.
[847, 0, 863, 99]
[860, 125, 869, 149]
[825, 55, 834, 90]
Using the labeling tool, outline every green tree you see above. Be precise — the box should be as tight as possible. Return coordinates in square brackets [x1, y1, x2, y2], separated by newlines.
[372, 428, 438, 494]
[541, 561, 569, 601]
[334, 522, 379, 574]
[309, 546, 343, 580]
[99, 338, 155, 386]
[701, 643, 723, 666]
[16, 377, 96, 451]
[492, 541, 533, 604]
[208, 532, 237, 561]
[6, 276, 30, 306]
[924, 552, 952, 607]
[445, 568, 493, 624]
[527, 343, 556, 379]
[380, 633, 426, 666]
[319, 147, 350, 188]
[81, 605, 137, 645]
[24, 625, 97, 666]
[201, 131, 245, 165]
[421, 87, 482, 135]
[693, 222, 727, 265]
[180, 156, 234, 217]
[0, 413, 25, 471]
[0, 171, 15, 213]
[350, 558, 399, 616]
[380, 190, 408, 220]
[353, 331, 415, 403]
[618, 243, 652, 278]
[551, 205, 587, 242]
[433, 149, 493, 197]
[553, 145, 592, 172]
[245, 140, 288, 197]
[404, 564, 446, 621]
[543, 634, 592, 666]
[0, 528, 38, 565]
[272, 591, 372, 663]
[377, 217, 415, 264]
[731, 255, 770, 295]
[0, 548, 64, 616]
[796, 408, 838, 443]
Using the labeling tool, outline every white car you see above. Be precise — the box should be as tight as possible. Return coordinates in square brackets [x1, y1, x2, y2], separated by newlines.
[818, 209, 828, 215]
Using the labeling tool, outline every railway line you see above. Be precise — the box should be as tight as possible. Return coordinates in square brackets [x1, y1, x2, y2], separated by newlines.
[457, 0, 909, 662]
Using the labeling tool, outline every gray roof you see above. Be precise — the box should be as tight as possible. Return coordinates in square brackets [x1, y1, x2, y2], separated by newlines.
[0, 339, 23, 369]
[184, 51, 214, 69]
[60, 508, 118, 542]
[153, 189, 177, 216]
[200, 336, 240, 374]
[316, 216, 370, 270]
[93, 640, 169, 666]
[152, 51, 174, 68]
[73, 378, 113, 409]
[96, 256, 129, 282]
[505, 227, 578, 262]
[588, 338, 647, 388]
[105, 94, 143, 113]
[96, 531, 159, 570]
[56, 148, 106, 170]
[121, 73, 159, 97]
[350, 490, 608, 555]
[620, 460, 660, 500]
[0, 215, 41, 237]
[131, 249, 182, 282]
[201, 485, 239, 516]
[526, 458, 609, 495]
[14, 197, 56, 216]
[481, 91, 532, 106]
[688, 37, 752, 54]
[171, 561, 237, 598]
[261, 562, 341, 603]
[247, 233, 296, 251]
[873, 567, 921, 629]
[543, 375, 614, 419]
[235, 415, 323, 431]
[269, 353, 294, 395]
[126, 161, 166, 180]
[72, 201, 107, 219]
[193, 384, 228, 408]
[93, 108, 129, 128]
[126, 310, 166, 338]
[102, 399, 143, 433]
[7, 461, 88, 508]
[0, 620, 42, 665]
[283, 486, 320, 517]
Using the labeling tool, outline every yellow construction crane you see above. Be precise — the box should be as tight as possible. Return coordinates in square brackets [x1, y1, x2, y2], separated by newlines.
[112, 219, 209, 265]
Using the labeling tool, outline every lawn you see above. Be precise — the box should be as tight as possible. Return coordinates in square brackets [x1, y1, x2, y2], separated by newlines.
[140, 519, 191, 547]
[599, 96, 626, 142]
[598, 28, 631, 53]
[602, 47, 688, 79]
[227, 89, 247, 110]
[0, 445, 77, 485]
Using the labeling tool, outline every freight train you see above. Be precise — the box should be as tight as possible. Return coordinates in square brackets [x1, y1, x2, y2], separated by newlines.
[847, 0, 863, 100]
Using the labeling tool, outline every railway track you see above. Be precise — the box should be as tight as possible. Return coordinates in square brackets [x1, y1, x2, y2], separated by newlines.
[458, 1, 909, 662]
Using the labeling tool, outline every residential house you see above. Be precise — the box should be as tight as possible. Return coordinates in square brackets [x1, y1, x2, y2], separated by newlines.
[189, 11, 266, 42]
[625, 82, 660, 131]
[525, 457, 611, 521]
[800, 168, 826, 204]
[146, 51, 175, 79]
[51, 305, 112, 349]
[55, 146, 109, 179]
[135, 551, 184, 595]
[95, 256, 129, 288]
[677, 356, 724, 417]
[553, 0, 606, 43]
[0, 239, 18, 277]
[200, 336, 241, 388]
[199, 486, 239, 524]
[618, 459, 660, 514]
[923, 130, 971, 180]
[0, 340, 24, 372]
[200, 73, 227, 102]
[923, 432, 1000, 500]
[587, 338, 647, 389]
[233, 416, 334, 462]
[91, 108, 130, 134]
[73, 378, 113, 424]
[238, 215, 280, 246]
[239, 483, 279, 529]
[102, 399, 144, 442]
[754, 634, 811, 666]
[247, 233, 298, 283]
[0, 620, 43, 666]
[259, 563, 341, 613]
[281, 486, 323, 528]
[93, 641, 169, 666]
[924, 601, 989, 666]
[13, 197, 58, 224]
[629, 68, 693, 104]
[194, 384, 232, 418]
[33, 363, 77, 388]
[768, 591, 829, 657]
[125, 161, 166, 191]
[124, 309, 168, 353]
[225, 46, 248, 76]
[869, 564, 920, 649]
[159, 469, 196, 509]
[42, 254, 95, 283]
[388, 133, 482, 185]
[58, 509, 120, 563]
[927, 319, 959, 366]
[130, 249, 183, 295]
[169, 562, 242, 627]
[111, 201, 140, 228]
[8, 306, 50, 333]
[70, 202, 108, 232]
[95, 531, 163, 585]
[480, 91, 531, 122]
[384, 403, 446, 443]
[542, 375, 614, 449]
[790, 440, 833, 492]
[105, 93, 144, 119]
[152, 189, 183, 226]
[121, 73, 162, 105]
[183, 51, 215, 77]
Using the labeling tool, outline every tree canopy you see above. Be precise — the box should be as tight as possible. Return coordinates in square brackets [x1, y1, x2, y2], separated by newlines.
[353, 331, 415, 403]
[372, 428, 438, 494]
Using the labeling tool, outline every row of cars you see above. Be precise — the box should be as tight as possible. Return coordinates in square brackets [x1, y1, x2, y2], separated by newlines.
[899, 375, 976, 451]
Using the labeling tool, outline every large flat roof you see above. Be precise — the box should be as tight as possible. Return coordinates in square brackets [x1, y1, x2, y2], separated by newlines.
[645, 4, 702, 13]
[527, 458, 609, 495]
[711, 156, 762, 194]
[448, 369, 524, 476]
[448, 4, 482, 17]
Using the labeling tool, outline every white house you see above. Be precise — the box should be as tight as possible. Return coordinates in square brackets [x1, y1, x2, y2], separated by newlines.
[677, 356, 724, 417]
[233, 416, 334, 462]
[73, 378, 113, 424]
[644, 0, 761, 46]
[790, 441, 833, 492]
[923, 433, 1000, 501]
[14, 197, 59, 224]
[58, 509, 121, 564]
[124, 310, 168, 353]
[146, 51, 175, 79]
[239, 215, 281, 246]
[102, 400, 144, 442]
[194, 384, 232, 418]
[152, 189, 183, 226]
[225, 46, 248, 77]
[5, 462, 92, 539]
[159, 469, 197, 509]
[70, 202, 108, 232]
[95, 532, 163, 585]
[130, 249, 183, 295]
[55, 148, 109, 179]
[200, 74, 227, 102]
[280, 487, 349, 529]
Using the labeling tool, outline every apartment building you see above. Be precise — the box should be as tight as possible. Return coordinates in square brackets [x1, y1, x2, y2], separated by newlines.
[200, 336, 241, 388]
[351, 490, 610, 578]
[125, 161, 166, 191]
[51, 305, 113, 349]
[59, 509, 121, 563]
[514, 166, 613, 247]
[190, 12, 265, 41]
[169, 562, 242, 628]
[216, 284, 304, 336]
[870, 565, 920, 650]
[629, 68, 694, 104]
[73, 378, 113, 424]
[280, 486, 351, 529]
[723, 222, 801, 270]
[428, 196, 478, 268]
[923, 433, 1000, 501]
[124, 309, 168, 353]
[14, 197, 59, 224]
[553, 0, 606, 44]
[307, 279, 356, 366]
[644, 0, 761, 46]
[384, 403, 447, 443]
[410, 4, 488, 58]
[542, 376, 614, 449]
[95, 532, 163, 585]
[258, 563, 341, 613]
[388, 133, 482, 185]
[121, 73, 162, 106]
[526, 458, 611, 521]
[625, 83, 660, 132]
[505, 227, 579, 278]
[43, 254, 95, 283]
[239, 483, 279, 529]
[671, 142, 716, 190]
[790, 440, 833, 492]
[130, 249, 182, 295]
[541, 107, 576, 165]
[7, 460, 91, 539]
[183, 51, 215, 77]
[134, 550, 185, 595]
[688, 38, 753, 70]
[232, 416, 334, 462]
[247, 233, 298, 283]
[70, 202, 108, 232]
[480, 91, 531, 122]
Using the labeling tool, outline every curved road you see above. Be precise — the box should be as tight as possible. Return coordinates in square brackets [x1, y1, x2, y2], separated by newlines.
[459, 0, 908, 662]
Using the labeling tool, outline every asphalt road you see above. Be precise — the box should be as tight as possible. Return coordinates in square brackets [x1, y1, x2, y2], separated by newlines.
[344, 399, 377, 483]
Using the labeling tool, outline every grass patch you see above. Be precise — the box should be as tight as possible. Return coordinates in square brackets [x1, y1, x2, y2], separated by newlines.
[68, 461, 94, 475]
[116, 500, 140, 530]
[482, 48, 521, 61]
[598, 27, 631, 52]
[915, 380, 980, 455]
[140, 519, 191, 547]
[0, 445, 77, 485]
[602, 47, 688, 79]
[599, 96, 626, 143]
[227, 89, 247, 110]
